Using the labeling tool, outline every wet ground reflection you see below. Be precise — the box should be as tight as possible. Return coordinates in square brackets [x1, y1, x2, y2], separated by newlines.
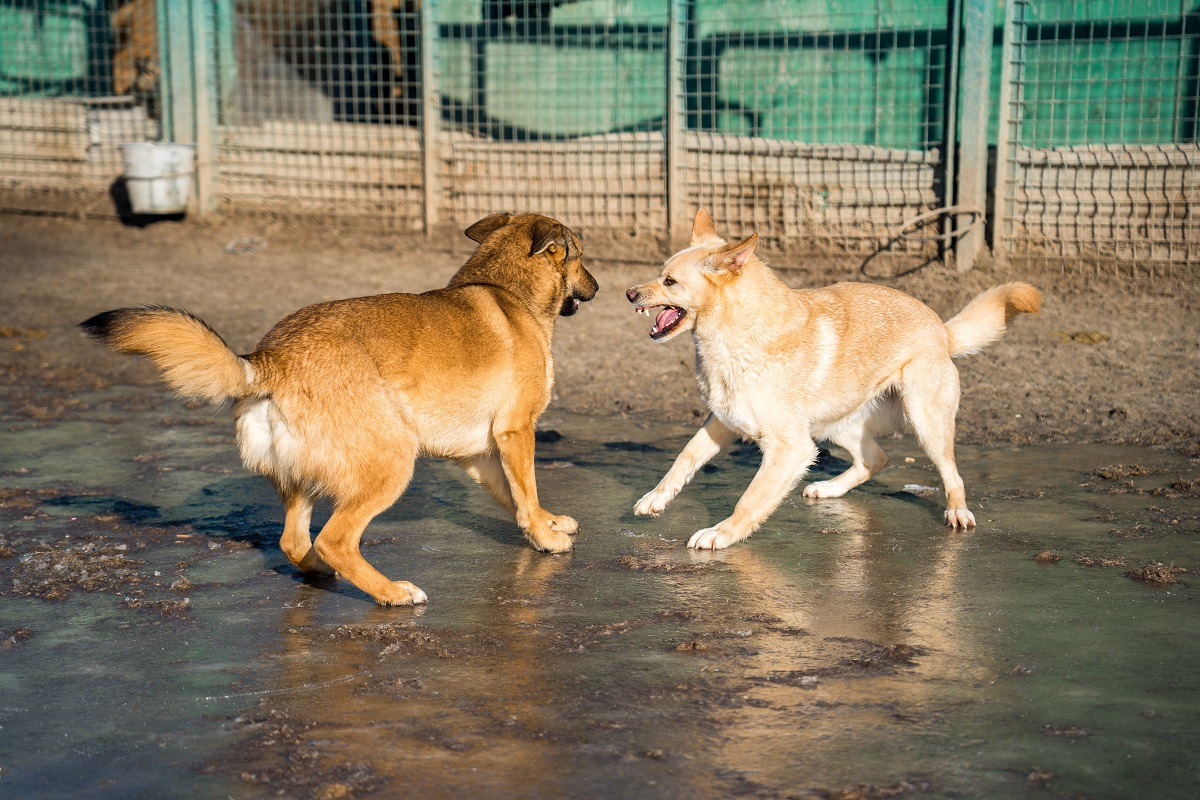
[1, 390, 1198, 798]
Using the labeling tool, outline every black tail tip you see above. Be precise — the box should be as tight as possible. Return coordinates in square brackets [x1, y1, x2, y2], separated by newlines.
[80, 309, 127, 340]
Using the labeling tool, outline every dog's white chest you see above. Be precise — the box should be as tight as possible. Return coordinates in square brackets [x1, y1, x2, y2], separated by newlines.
[696, 349, 769, 439]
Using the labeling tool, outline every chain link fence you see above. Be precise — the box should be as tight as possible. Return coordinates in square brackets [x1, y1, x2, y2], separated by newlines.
[2, 1, 1197, 269]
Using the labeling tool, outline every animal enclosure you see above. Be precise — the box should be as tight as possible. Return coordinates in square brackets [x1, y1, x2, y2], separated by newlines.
[1, 0, 1197, 269]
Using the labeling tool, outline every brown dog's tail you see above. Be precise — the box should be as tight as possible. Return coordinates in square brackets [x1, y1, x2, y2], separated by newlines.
[80, 306, 253, 403]
[944, 282, 1042, 358]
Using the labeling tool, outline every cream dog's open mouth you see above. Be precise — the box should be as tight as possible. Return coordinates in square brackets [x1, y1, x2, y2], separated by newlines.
[635, 305, 686, 340]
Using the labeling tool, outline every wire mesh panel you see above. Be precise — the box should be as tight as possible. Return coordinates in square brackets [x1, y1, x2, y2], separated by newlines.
[12, 1, 1197, 271]
[433, 0, 669, 234]
[681, 1, 950, 252]
[217, 0, 425, 226]
[0, 0, 161, 212]
[996, 0, 1200, 268]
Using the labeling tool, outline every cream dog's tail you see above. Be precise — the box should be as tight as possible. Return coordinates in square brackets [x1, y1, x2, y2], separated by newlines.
[81, 306, 254, 403]
[944, 282, 1042, 358]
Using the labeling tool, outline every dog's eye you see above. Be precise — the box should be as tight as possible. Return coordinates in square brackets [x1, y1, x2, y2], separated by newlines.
[663, 277, 676, 286]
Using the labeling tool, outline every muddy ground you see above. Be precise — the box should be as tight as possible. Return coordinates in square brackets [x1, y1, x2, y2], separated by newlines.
[1, 213, 1197, 453]
[3, 212, 1200, 800]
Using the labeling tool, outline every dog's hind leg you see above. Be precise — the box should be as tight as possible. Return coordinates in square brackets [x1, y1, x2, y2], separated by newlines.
[459, 453, 517, 515]
[635, 413, 737, 517]
[901, 362, 975, 528]
[689, 432, 818, 550]
[278, 490, 335, 576]
[313, 458, 428, 606]
[802, 426, 888, 500]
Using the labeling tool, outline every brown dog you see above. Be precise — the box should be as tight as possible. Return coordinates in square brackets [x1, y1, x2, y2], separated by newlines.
[627, 209, 1041, 549]
[82, 213, 598, 605]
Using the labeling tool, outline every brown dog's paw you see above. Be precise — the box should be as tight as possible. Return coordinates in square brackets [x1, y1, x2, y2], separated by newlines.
[547, 513, 578, 535]
[373, 581, 429, 606]
[526, 524, 574, 553]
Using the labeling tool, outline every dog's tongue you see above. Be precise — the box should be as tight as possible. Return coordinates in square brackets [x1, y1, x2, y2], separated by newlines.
[655, 307, 680, 330]
[652, 304, 681, 333]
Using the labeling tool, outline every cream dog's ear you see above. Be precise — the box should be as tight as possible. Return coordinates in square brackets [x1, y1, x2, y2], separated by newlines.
[465, 214, 512, 243]
[690, 208, 717, 244]
[710, 234, 758, 275]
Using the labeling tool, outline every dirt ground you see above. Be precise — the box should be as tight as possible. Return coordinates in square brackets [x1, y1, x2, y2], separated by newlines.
[1, 212, 1197, 454]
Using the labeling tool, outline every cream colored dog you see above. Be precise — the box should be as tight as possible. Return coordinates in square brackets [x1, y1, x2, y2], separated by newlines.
[82, 214, 597, 605]
[626, 209, 1041, 549]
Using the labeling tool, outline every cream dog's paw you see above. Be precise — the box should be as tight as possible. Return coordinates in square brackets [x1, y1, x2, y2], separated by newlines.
[688, 526, 735, 550]
[802, 480, 849, 500]
[634, 487, 675, 516]
[944, 506, 976, 529]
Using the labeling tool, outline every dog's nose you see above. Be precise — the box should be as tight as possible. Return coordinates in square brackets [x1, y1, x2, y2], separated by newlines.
[625, 287, 639, 303]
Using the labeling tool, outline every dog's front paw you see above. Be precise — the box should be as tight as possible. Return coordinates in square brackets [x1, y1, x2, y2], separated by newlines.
[373, 580, 429, 606]
[548, 513, 579, 535]
[526, 522, 575, 553]
[802, 480, 849, 500]
[688, 526, 736, 550]
[944, 506, 976, 529]
[633, 487, 674, 516]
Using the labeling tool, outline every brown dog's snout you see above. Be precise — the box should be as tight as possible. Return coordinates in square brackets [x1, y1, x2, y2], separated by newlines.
[577, 269, 600, 302]
[626, 287, 639, 303]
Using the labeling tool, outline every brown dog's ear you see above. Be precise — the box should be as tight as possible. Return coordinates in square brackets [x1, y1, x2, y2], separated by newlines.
[691, 208, 717, 244]
[563, 229, 582, 260]
[465, 214, 511, 243]
[529, 218, 563, 256]
[711, 233, 757, 275]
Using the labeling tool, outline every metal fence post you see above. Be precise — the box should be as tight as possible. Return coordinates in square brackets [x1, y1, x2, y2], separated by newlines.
[955, 0, 995, 271]
[942, 0, 962, 264]
[422, 0, 441, 236]
[992, 0, 1024, 266]
[666, 0, 687, 248]
[215, 0, 237, 126]
[156, 0, 215, 214]
[156, 0, 191, 148]
[190, 0, 215, 214]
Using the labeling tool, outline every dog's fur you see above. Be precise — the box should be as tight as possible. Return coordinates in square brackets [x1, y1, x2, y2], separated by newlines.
[626, 209, 1041, 549]
[82, 213, 598, 605]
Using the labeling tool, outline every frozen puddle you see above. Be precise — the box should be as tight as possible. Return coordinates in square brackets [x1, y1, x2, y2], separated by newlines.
[1, 388, 1198, 798]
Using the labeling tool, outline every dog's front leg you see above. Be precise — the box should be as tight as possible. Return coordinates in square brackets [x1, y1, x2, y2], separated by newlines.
[494, 425, 576, 553]
[635, 414, 737, 516]
[689, 434, 818, 550]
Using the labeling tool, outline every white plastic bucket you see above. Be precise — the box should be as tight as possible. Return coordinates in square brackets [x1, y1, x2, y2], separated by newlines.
[119, 142, 196, 214]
